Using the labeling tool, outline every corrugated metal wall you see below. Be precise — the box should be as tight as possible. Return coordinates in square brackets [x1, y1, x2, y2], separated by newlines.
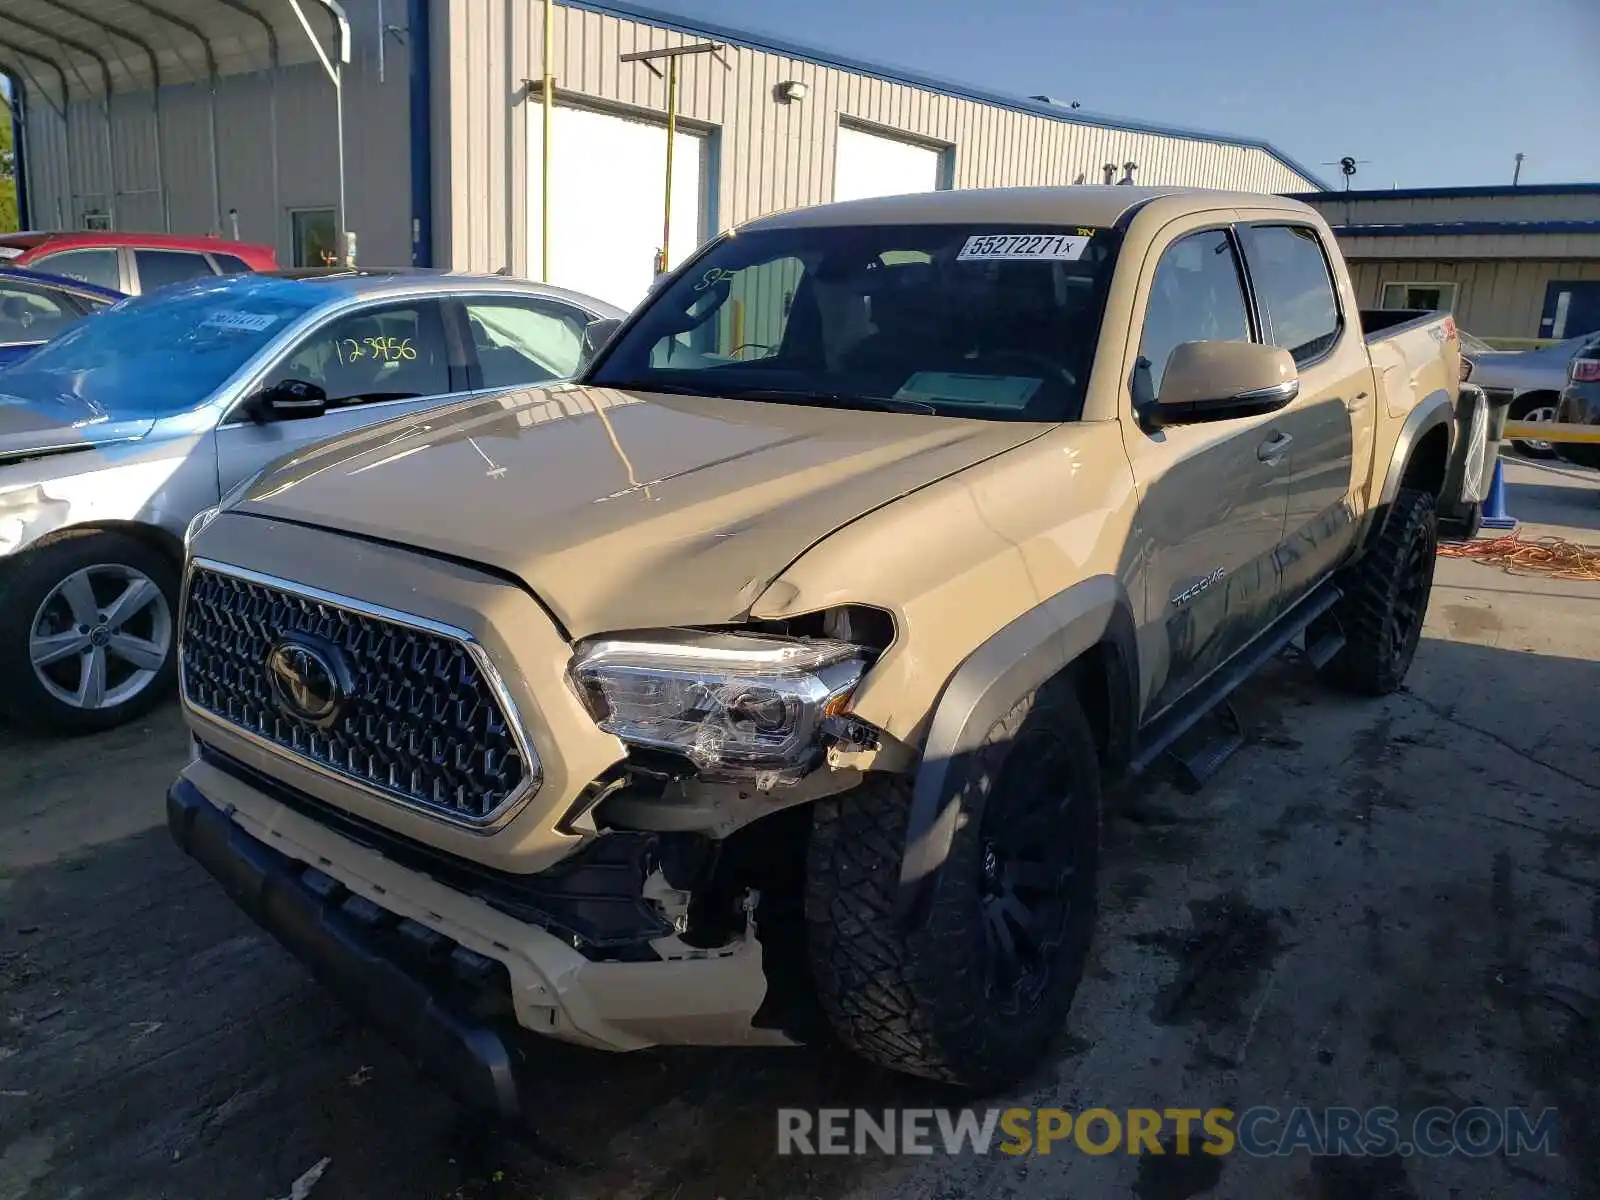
[1345, 259, 1600, 339]
[431, 0, 1321, 274]
[1303, 192, 1600, 226]
[15, 0, 414, 267]
[1334, 231, 1600, 260]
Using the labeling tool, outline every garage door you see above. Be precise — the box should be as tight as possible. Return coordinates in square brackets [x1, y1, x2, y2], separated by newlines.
[833, 125, 945, 203]
[528, 105, 707, 311]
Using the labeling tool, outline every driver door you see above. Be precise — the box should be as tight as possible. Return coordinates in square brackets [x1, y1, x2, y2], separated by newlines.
[214, 298, 472, 494]
[1119, 220, 1293, 719]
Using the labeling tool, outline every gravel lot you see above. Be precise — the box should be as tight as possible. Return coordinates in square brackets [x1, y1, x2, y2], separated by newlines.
[2, 459, 1598, 1200]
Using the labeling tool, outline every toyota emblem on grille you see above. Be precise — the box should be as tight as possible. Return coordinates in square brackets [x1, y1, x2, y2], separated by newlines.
[265, 638, 346, 726]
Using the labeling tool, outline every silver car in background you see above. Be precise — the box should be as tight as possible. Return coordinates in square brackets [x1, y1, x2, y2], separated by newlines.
[0, 270, 624, 733]
[1462, 332, 1600, 458]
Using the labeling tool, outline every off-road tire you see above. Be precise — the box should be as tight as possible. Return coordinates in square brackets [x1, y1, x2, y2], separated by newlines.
[1315, 487, 1438, 697]
[0, 531, 180, 734]
[804, 680, 1100, 1090]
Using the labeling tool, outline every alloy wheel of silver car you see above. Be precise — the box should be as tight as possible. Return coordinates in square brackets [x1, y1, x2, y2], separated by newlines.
[29, 564, 173, 711]
[1516, 404, 1557, 455]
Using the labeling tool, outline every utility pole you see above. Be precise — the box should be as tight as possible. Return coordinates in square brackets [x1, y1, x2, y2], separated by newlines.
[621, 42, 729, 276]
[1513, 152, 1525, 186]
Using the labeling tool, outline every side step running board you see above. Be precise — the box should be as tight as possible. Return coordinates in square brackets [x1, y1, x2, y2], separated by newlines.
[1129, 582, 1343, 778]
[1304, 627, 1347, 671]
[1166, 698, 1244, 793]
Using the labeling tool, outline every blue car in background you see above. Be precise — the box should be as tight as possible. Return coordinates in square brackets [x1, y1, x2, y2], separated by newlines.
[0, 266, 125, 367]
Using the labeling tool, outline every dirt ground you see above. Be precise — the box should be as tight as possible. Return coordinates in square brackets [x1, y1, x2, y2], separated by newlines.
[2, 459, 1598, 1200]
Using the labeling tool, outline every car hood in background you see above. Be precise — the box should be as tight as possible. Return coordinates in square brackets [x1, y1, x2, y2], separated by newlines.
[0, 391, 155, 463]
[232, 384, 1050, 636]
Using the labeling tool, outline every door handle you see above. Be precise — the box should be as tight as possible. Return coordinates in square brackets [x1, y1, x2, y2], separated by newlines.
[1257, 432, 1292, 462]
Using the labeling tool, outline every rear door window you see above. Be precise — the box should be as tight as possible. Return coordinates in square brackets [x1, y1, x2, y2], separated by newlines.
[1139, 229, 1254, 396]
[463, 297, 594, 388]
[264, 301, 456, 407]
[134, 249, 219, 293]
[211, 253, 255, 275]
[1244, 225, 1342, 364]
[34, 249, 121, 291]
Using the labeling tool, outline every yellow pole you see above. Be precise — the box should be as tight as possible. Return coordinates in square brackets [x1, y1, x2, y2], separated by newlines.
[661, 54, 678, 273]
[541, 0, 554, 282]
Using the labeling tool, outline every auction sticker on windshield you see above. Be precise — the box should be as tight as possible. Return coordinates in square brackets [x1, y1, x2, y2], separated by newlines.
[201, 311, 281, 333]
[957, 232, 1093, 262]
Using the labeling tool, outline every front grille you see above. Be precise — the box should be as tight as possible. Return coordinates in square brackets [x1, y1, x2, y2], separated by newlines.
[181, 565, 533, 824]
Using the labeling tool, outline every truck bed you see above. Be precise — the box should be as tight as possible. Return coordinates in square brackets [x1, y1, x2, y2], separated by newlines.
[1360, 308, 1446, 342]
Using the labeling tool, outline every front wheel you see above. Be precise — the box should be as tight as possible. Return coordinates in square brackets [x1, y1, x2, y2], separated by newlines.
[1314, 487, 1438, 697]
[0, 532, 180, 734]
[804, 680, 1100, 1089]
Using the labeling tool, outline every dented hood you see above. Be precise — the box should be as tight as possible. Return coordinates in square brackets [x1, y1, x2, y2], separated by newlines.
[234, 385, 1046, 637]
[0, 391, 154, 462]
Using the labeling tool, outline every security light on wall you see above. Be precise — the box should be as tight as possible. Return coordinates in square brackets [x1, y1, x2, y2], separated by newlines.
[777, 80, 808, 102]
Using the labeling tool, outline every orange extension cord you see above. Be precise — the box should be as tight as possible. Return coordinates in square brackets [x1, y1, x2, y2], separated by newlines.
[1438, 533, 1600, 582]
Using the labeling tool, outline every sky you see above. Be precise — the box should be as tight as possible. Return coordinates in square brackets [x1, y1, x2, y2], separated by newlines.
[647, 0, 1600, 190]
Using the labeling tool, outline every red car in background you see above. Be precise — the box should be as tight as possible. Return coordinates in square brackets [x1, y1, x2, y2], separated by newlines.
[0, 231, 277, 297]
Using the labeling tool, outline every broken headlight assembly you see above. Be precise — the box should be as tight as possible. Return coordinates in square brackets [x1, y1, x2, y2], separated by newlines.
[568, 630, 871, 783]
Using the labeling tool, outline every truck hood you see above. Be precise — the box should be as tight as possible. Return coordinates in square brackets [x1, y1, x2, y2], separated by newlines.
[0, 391, 155, 463]
[235, 385, 1047, 636]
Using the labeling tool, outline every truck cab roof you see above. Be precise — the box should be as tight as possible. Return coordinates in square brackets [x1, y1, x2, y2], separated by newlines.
[743, 185, 1322, 231]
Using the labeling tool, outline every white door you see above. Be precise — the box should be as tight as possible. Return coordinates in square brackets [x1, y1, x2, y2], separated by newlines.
[528, 104, 707, 312]
[833, 126, 944, 203]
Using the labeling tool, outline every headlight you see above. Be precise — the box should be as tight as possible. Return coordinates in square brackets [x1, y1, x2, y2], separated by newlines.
[184, 504, 222, 550]
[569, 630, 869, 781]
[184, 469, 270, 552]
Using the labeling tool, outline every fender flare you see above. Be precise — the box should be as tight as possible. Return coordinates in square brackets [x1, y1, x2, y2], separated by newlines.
[1349, 388, 1455, 557]
[895, 574, 1139, 929]
[1377, 388, 1455, 512]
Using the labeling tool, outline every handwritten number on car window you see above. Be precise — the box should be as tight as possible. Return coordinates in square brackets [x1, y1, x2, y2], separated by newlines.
[334, 336, 415, 365]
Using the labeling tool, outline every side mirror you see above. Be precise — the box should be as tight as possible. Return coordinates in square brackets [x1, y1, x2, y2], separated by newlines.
[1141, 341, 1299, 430]
[581, 317, 622, 361]
[251, 378, 328, 422]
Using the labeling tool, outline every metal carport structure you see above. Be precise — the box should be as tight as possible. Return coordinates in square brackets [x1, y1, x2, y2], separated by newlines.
[0, 0, 355, 249]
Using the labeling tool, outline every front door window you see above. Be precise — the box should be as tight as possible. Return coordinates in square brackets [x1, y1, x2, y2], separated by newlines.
[34, 249, 121, 291]
[264, 301, 455, 407]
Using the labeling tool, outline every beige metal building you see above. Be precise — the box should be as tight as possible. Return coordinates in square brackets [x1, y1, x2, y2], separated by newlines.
[3, 0, 1324, 310]
[1292, 185, 1600, 343]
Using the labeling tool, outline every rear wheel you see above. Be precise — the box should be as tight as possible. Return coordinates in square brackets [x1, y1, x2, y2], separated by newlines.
[0, 532, 179, 733]
[1508, 394, 1559, 459]
[805, 680, 1100, 1089]
[1314, 488, 1437, 697]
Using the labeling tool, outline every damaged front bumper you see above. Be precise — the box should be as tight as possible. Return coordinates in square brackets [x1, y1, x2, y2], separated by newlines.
[168, 776, 525, 1117]
[167, 756, 794, 1115]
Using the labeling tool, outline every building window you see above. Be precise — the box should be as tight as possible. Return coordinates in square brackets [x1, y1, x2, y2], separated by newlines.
[1381, 281, 1457, 313]
[291, 209, 339, 268]
[80, 209, 112, 231]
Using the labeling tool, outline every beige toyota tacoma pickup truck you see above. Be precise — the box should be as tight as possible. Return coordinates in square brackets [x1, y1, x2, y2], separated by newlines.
[170, 187, 1472, 1113]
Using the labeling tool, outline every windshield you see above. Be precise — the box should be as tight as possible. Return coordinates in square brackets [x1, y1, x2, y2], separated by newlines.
[0, 280, 319, 418]
[588, 222, 1122, 421]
